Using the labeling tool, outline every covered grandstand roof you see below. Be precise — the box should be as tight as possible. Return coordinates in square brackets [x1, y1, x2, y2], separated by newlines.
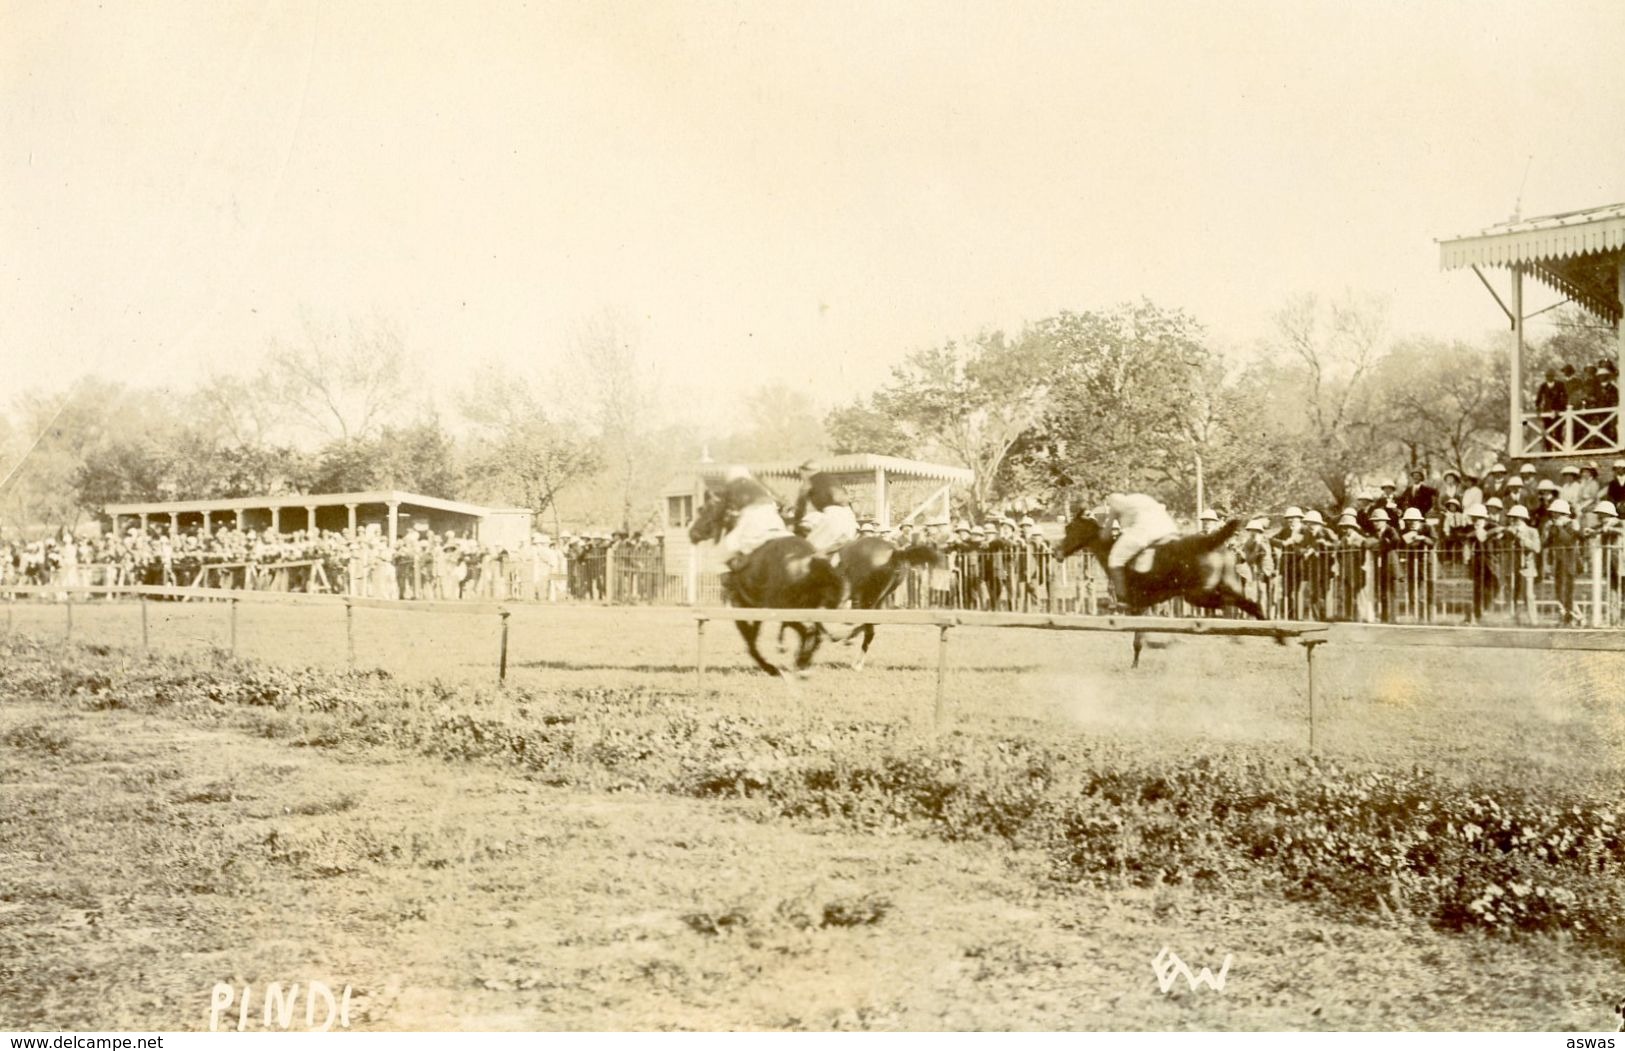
[103, 489, 528, 517]
[1437, 201, 1625, 323]
[692, 453, 973, 484]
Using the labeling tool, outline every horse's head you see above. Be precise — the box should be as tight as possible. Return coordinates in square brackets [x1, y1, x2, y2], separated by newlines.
[1057, 508, 1107, 561]
[687, 489, 731, 545]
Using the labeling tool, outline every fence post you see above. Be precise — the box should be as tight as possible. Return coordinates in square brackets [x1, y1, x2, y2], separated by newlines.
[1590, 543, 1604, 628]
[1302, 638, 1324, 754]
[64, 591, 73, 641]
[229, 597, 239, 655]
[933, 623, 952, 730]
[695, 617, 707, 688]
[498, 608, 511, 684]
[344, 598, 356, 669]
[140, 596, 149, 653]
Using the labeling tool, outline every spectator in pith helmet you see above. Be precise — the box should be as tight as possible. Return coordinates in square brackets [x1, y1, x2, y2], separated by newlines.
[1272, 507, 1306, 549]
[1545, 498, 1582, 625]
[1558, 463, 1582, 507]
[1577, 462, 1601, 512]
[1198, 508, 1220, 534]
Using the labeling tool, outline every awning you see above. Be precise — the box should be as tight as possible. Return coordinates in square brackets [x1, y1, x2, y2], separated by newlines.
[1437, 202, 1625, 323]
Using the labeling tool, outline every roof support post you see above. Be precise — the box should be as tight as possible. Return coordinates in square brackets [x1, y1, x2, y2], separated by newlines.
[1509, 265, 1525, 458]
[234, 509, 244, 530]
[269, 507, 279, 533]
[874, 466, 889, 529]
[168, 512, 178, 538]
[1617, 258, 1624, 449]
[139, 513, 149, 534]
[346, 503, 358, 534]
[386, 501, 400, 545]
[306, 505, 318, 533]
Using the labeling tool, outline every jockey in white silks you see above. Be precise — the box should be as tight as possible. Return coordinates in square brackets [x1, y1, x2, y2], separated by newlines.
[1093, 492, 1180, 607]
[716, 465, 792, 572]
[793, 460, 858, 560]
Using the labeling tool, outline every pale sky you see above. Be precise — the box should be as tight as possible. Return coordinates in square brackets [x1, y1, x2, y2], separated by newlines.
[4, 0, 1625, 433]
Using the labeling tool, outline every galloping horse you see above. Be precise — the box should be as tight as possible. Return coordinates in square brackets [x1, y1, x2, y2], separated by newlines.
[1057, 510, 1272, 666]
[688, 492, 847, 676]
[819, 537, 942, 669]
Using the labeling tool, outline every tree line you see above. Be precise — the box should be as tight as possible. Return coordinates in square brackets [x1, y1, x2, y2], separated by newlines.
[0, 299, 1611, 537]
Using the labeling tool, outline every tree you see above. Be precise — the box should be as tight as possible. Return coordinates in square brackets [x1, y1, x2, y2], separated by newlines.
[825, 397, 915, 457]
[718, 382, 828, 461]
[264, 314, 413, 444]
[1256, 292, 1390, 508]
[305, 420, 462, 499]
[461, 372, 602, 537]
[1026, 302, 1211, 509]
[1371, 338, 1507, 476]
[573, 312, 660, 532]
[869, 328, 1056, 515]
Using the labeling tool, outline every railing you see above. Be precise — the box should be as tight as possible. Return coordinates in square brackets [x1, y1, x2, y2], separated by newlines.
[1520, 406, 1621, 455]
[9, 539, 1624, 627]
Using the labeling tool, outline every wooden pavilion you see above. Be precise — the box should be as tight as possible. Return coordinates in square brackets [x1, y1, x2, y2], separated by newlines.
[1438, 201, 1625, 459]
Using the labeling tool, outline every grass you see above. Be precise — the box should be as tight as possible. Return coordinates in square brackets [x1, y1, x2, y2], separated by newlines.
[1, 607, 1623, 1031]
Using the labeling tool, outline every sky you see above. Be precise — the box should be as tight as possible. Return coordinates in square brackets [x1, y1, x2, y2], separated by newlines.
[4, 0, 1625, 436]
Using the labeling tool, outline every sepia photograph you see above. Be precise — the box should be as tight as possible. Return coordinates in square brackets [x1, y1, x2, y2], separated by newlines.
[3, 0, 1625, 1036]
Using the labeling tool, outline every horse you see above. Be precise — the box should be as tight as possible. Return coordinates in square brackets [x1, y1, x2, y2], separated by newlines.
[815, 537, 942, 669]
[688, 492, 847, 676]
[1056, 510, 1272, 667]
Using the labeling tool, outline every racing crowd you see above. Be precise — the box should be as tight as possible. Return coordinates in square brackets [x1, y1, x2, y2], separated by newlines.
[5, 458, 1625, 624]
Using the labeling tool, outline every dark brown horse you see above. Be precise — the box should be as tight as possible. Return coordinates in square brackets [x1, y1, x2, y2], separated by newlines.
[1056, 510, 1272, 666]
[819, 537, 942, 669]
[688, 492, 847, 676]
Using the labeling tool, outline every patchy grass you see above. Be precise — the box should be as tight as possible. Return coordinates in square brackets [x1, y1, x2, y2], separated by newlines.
[1, 627, 1623, 1030]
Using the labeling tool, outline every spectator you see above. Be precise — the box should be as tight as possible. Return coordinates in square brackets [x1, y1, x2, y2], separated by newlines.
[1536, 368, 1568, 449]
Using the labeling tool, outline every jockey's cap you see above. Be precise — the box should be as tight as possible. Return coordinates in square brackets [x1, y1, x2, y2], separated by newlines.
[1595, 501, 1619, 518]
[1549, 498, 1572, 516]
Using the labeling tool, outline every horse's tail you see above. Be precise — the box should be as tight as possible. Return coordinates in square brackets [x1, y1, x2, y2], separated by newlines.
[1197, 519, 1244, 552]
[895, 543, 941, 568]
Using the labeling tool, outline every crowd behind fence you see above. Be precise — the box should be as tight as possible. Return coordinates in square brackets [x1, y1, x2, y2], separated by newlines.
[7, 529, 1625, 629]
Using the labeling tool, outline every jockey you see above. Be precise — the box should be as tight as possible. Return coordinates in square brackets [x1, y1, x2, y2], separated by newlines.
[1092, 492, 1180, 608]
[716, 465, 791, 576]
[792, 459, 859, 558]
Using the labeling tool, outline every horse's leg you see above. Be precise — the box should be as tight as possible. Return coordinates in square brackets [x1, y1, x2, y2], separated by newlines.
[793, 622, 822, 674]
[1131, 631, 1144, 669]
[737, 620, 781, 676]
[852, 625, 876, 671]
